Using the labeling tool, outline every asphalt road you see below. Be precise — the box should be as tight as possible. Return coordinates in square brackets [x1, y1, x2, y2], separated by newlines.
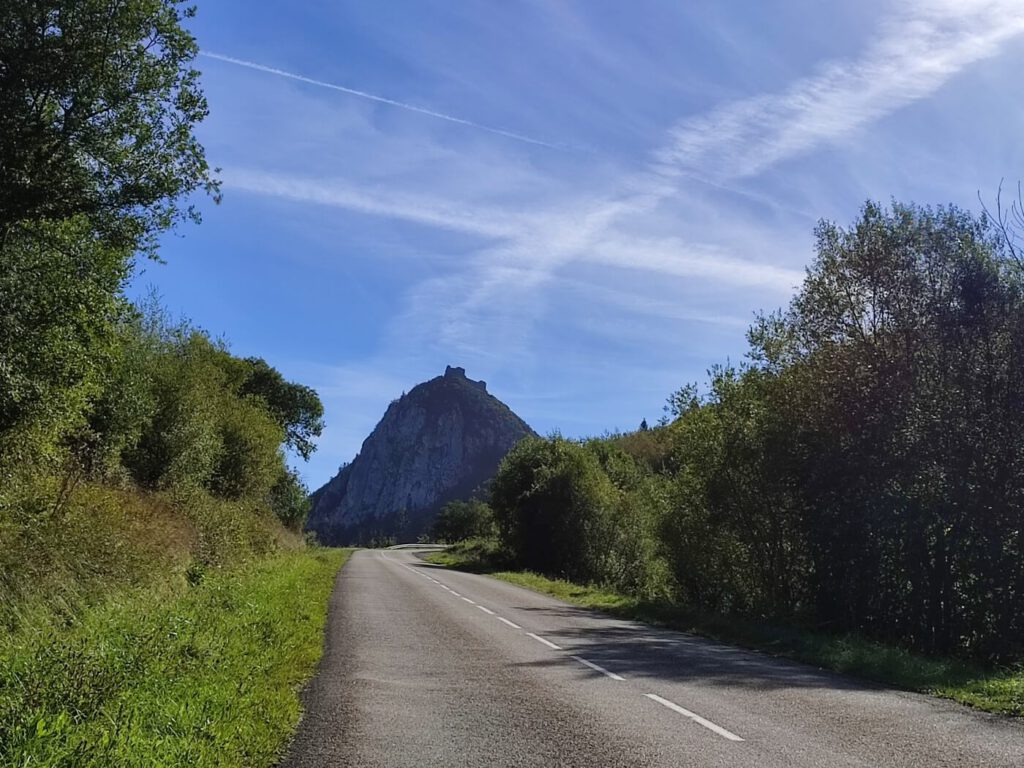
[280, 549, 1024, 767]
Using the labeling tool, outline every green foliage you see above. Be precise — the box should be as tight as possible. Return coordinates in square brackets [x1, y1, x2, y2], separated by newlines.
[491, 436, 666, 594]
[486, 201, 1024, 663]
[73, 311, 160, 482]
[607, 424, 676, 474]
[112, 308, 319, 529]
[123, 330, 228, 491]
[268, 469, 312, 532]
[661, 201, 1024, 658]
[0, 0, 219, 255]
[0, 6, 338, 762]
[773, 202, 1024, 657]
[424, 537, 512, 572]
[492, 436, 617, 582]
[431, 499, 496, 542]
[0, 477, 290, 636]
[210, 395, 284, 501]
[0, 548, 351, 767]
[661, 365, 808, 616]
[0, 219, 129, 475]
[239, 357, 325, 461]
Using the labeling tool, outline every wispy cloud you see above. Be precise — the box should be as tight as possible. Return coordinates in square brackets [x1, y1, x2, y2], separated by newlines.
[585, 237, 804, 293]
[199, 51, 564, 150]
[437, 0, 1024, 347]
[655, 0, 1024, 181]
[224, 168, 523, 239]
[216, 0, 1024, 365]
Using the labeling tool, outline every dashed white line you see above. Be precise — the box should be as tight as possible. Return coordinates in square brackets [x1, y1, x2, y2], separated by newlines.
[460, 596, 475, 604]
[497, 617, 522, 629]
[570, 655, 625, 681]
[526, 633, 562, 650]
[477, 605, 496, 615]
[643, 694, 744, 742]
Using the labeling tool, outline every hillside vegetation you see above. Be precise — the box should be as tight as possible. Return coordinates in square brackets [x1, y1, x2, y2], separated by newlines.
[0, 2, 343, 765]
[434, 200, 1024, 714]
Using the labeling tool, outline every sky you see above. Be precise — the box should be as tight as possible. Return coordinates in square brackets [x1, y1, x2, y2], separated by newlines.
[134, 0, 1024, 489]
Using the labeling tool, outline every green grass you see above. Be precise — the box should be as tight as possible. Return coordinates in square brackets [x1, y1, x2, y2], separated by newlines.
[0, 547, 353, 767]
[426, 543, 1024, 716]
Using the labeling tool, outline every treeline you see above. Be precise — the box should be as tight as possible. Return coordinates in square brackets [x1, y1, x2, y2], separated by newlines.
[487, 201, 1024, 661]
[0, 1, 323, 539]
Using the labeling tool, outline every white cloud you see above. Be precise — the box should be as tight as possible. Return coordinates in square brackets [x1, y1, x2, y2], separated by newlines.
[655, 0, 1024, 181]
[220, 0, 1024, 378]
[223, 168, 525, 240]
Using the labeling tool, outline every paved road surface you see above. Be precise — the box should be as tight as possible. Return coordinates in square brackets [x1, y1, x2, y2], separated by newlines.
[281, 549, 1024, 767]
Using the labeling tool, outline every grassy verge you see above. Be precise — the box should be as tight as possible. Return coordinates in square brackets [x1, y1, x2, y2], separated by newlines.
[1, 547, 353, 767]
[427, 541, 1023, 716]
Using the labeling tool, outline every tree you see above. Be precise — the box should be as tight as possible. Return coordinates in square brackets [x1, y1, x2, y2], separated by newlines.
[0, 218, 129, 473]
[0, 0, 219, 255]
[268, 468, 311, 530]
[491, 436, 617, 582]
[432, 499, 495, 542]
[757, 201, 1024, 655]
[239, 358, 324, 461]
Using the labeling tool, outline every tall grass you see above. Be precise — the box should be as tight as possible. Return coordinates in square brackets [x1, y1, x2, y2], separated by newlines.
[0, 479, 287, 635]
[0, 475, 352, 767]
[0, 548, 351, 767]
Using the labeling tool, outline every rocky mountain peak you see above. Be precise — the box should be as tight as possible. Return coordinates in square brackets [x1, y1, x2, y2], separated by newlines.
[306, 367, 534, 544]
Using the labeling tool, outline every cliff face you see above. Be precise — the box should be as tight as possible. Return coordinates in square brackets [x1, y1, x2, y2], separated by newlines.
[307, 366, 534, 544]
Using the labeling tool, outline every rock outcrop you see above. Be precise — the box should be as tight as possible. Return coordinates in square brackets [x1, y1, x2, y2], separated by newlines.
[307, 366, 534, 544]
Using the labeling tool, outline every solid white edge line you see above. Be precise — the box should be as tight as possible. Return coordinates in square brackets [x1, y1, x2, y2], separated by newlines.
[497, 617, 522, 629]
[643, 694, 744, 742]
[477, 605, 495, 615]
[526, 632, 562, 650]
[570, 655, 625, 681]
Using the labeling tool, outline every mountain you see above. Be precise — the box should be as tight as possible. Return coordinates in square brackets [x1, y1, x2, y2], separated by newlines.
[307, 366, 534, 544]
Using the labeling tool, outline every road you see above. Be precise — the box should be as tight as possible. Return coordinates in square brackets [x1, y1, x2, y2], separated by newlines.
[281, 549, 1024, 767]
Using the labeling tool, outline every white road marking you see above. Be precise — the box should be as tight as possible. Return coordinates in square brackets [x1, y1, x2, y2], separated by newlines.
[643, 694, 744, 742]
[460, 596, 475, 604]
[497, 617, 522, 629]
[526, 633, 562, 650]
[477, 605, 496, 615]
[570, 655, 625, 681]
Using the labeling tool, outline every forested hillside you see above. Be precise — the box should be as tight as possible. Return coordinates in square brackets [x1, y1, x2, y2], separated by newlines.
[0, 0, 324, 614]
[486, 200, 1024, 663]
[0, 3, 338, 765]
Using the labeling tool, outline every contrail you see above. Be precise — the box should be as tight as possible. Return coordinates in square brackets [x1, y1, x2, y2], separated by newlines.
[199, 51, 562, 150]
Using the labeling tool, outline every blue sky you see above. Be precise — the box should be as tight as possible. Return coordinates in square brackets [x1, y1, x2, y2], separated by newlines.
[135, 0, 1024, 489]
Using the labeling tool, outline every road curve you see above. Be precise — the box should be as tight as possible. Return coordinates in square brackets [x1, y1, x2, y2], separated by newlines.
[280, 549, 1024, 767]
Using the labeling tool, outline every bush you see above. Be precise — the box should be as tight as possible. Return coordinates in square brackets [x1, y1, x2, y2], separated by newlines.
[432, 499, 496, 542]
[492, 436, 618, 583]
[268, 470, 312, 531]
